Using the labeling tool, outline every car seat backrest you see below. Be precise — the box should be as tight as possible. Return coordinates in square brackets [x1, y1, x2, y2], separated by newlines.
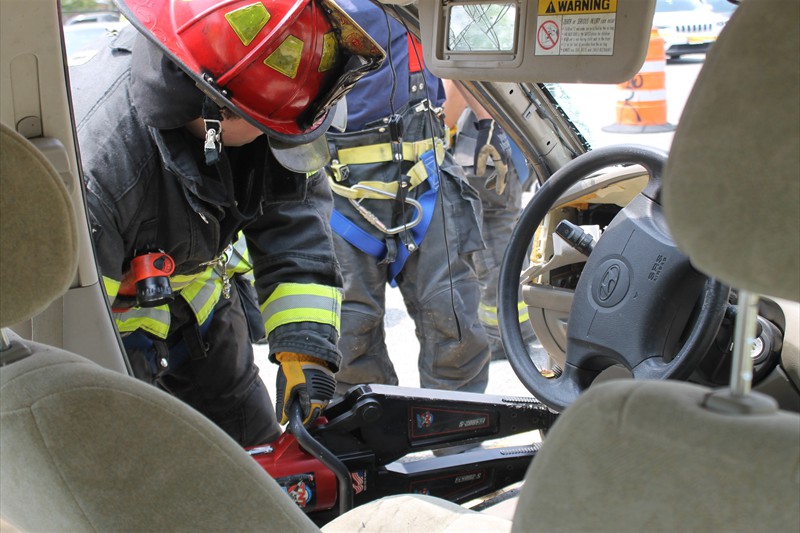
[663, 0, 800, 392]
[513, 379, 800, 533]
[662, 0, 800, 303]
[0, 123, 78, 329]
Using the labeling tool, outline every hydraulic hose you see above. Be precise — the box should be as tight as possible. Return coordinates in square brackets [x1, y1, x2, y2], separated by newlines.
[289, 403, 354, 515]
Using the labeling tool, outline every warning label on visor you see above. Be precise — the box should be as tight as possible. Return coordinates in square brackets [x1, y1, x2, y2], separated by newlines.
[536, 0, 617, 56]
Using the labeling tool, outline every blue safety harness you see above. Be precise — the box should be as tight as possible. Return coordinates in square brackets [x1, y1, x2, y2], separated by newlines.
[330, 148, 440, 287]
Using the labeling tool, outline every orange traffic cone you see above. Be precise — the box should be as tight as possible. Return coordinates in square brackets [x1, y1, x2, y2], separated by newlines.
[603, 29, 675, 133]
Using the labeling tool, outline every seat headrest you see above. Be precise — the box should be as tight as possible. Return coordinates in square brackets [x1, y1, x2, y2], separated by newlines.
[663, 1, 799, 302]
[0, 123, 79, 327]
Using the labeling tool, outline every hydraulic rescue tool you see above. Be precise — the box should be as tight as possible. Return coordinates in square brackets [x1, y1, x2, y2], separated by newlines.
[248, 384, 558, 525]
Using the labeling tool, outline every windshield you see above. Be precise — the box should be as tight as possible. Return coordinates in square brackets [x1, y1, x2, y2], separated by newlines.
[545, 60, 701, 155]
[656, 0, 706, 12]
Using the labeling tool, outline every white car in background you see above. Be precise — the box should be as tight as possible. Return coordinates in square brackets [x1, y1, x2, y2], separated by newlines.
[701, 0, 739, 19]
[62, 19, 129, 60]
[653, 0, 728, 59]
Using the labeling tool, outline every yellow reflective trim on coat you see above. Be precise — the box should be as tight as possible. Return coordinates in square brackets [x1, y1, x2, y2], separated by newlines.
[179, 268, 220, 326]
[108, 234, 256, 336]
[103, 276, 120, 303]
[229, 236, 253, 274]
[114, 305, 171, 338]
[518, 301, 530, 323]
[261, 283, 342, 335]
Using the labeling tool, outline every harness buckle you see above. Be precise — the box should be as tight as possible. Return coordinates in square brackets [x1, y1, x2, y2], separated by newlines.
[330, 159, 350, 182]
[413, 99, 431, 113]
[388, 114, 404, 163]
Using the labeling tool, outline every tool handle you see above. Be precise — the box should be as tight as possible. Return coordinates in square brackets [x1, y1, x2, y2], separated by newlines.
[289, 403, 354, 516]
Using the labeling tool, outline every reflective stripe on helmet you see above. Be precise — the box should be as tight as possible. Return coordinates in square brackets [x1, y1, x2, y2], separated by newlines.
[261, 282, 342, 336]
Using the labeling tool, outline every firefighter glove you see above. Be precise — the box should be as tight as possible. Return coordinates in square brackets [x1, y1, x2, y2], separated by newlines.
[275, 352, 336, 426]
[474, 118, 510, 195]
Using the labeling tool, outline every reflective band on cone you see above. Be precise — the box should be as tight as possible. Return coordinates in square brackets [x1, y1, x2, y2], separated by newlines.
[603, 29, 676, 134]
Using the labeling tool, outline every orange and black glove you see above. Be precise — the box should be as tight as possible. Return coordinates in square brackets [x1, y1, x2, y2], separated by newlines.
[275, 352, 336, 427]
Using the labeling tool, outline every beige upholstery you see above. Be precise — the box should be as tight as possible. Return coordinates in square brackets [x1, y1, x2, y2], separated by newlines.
[0, 342, 320, 532]
[322, 494, 511, 532]
[3, 0, 799, 530]
[0, 124, 78, 328]
[663, 0, 800, 303]
[513, 380, 800, 533]
[663, 0, 800, 393]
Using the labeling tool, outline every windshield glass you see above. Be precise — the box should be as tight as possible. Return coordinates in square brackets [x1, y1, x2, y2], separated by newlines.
[656, 0, 706, 12]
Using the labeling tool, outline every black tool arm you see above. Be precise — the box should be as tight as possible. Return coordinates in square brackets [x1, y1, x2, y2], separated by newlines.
[312, 384, 558, 465]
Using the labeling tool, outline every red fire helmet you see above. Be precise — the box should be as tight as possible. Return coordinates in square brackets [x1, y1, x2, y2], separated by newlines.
[115, 0, 384, 170]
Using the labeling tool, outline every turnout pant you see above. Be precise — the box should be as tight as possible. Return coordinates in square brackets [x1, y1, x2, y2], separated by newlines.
[332, 161, 491, 396]
[468, 168, 538, 361]
[123, 276, 281, 447]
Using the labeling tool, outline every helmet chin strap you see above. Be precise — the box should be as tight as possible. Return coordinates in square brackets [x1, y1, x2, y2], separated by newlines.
[202, 97, 223, 166]
[200, 96, 264, 221]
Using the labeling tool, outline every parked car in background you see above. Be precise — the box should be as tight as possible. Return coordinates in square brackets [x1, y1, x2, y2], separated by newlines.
[62, 19, 127, 57]
[653, 0, 728, 59]
[64, 10, 120, 25]
[701, 0, 739, 18]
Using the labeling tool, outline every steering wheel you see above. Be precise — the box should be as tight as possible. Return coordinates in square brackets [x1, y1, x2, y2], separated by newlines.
[498, 145, 729, 412]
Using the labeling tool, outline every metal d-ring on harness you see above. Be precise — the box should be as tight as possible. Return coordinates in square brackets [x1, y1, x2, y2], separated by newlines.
[347, 184, 424, 235]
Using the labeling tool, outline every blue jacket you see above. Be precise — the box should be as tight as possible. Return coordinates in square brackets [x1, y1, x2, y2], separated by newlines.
[338, 0, 445, 131]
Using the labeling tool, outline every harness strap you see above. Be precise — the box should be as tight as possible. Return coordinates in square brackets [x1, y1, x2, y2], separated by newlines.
[333, 138, 438, 167]
[328, 141, 444, 199]
[331, 149, 440, 286]
[388, 149, 439, 285]
[330, 210, 386, 260]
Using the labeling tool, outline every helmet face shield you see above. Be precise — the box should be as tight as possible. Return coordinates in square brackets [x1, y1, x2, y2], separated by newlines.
[115, 0, 384, 152]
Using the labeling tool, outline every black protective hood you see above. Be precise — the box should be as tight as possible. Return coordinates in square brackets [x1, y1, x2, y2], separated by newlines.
[130, 33, 205, 130]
